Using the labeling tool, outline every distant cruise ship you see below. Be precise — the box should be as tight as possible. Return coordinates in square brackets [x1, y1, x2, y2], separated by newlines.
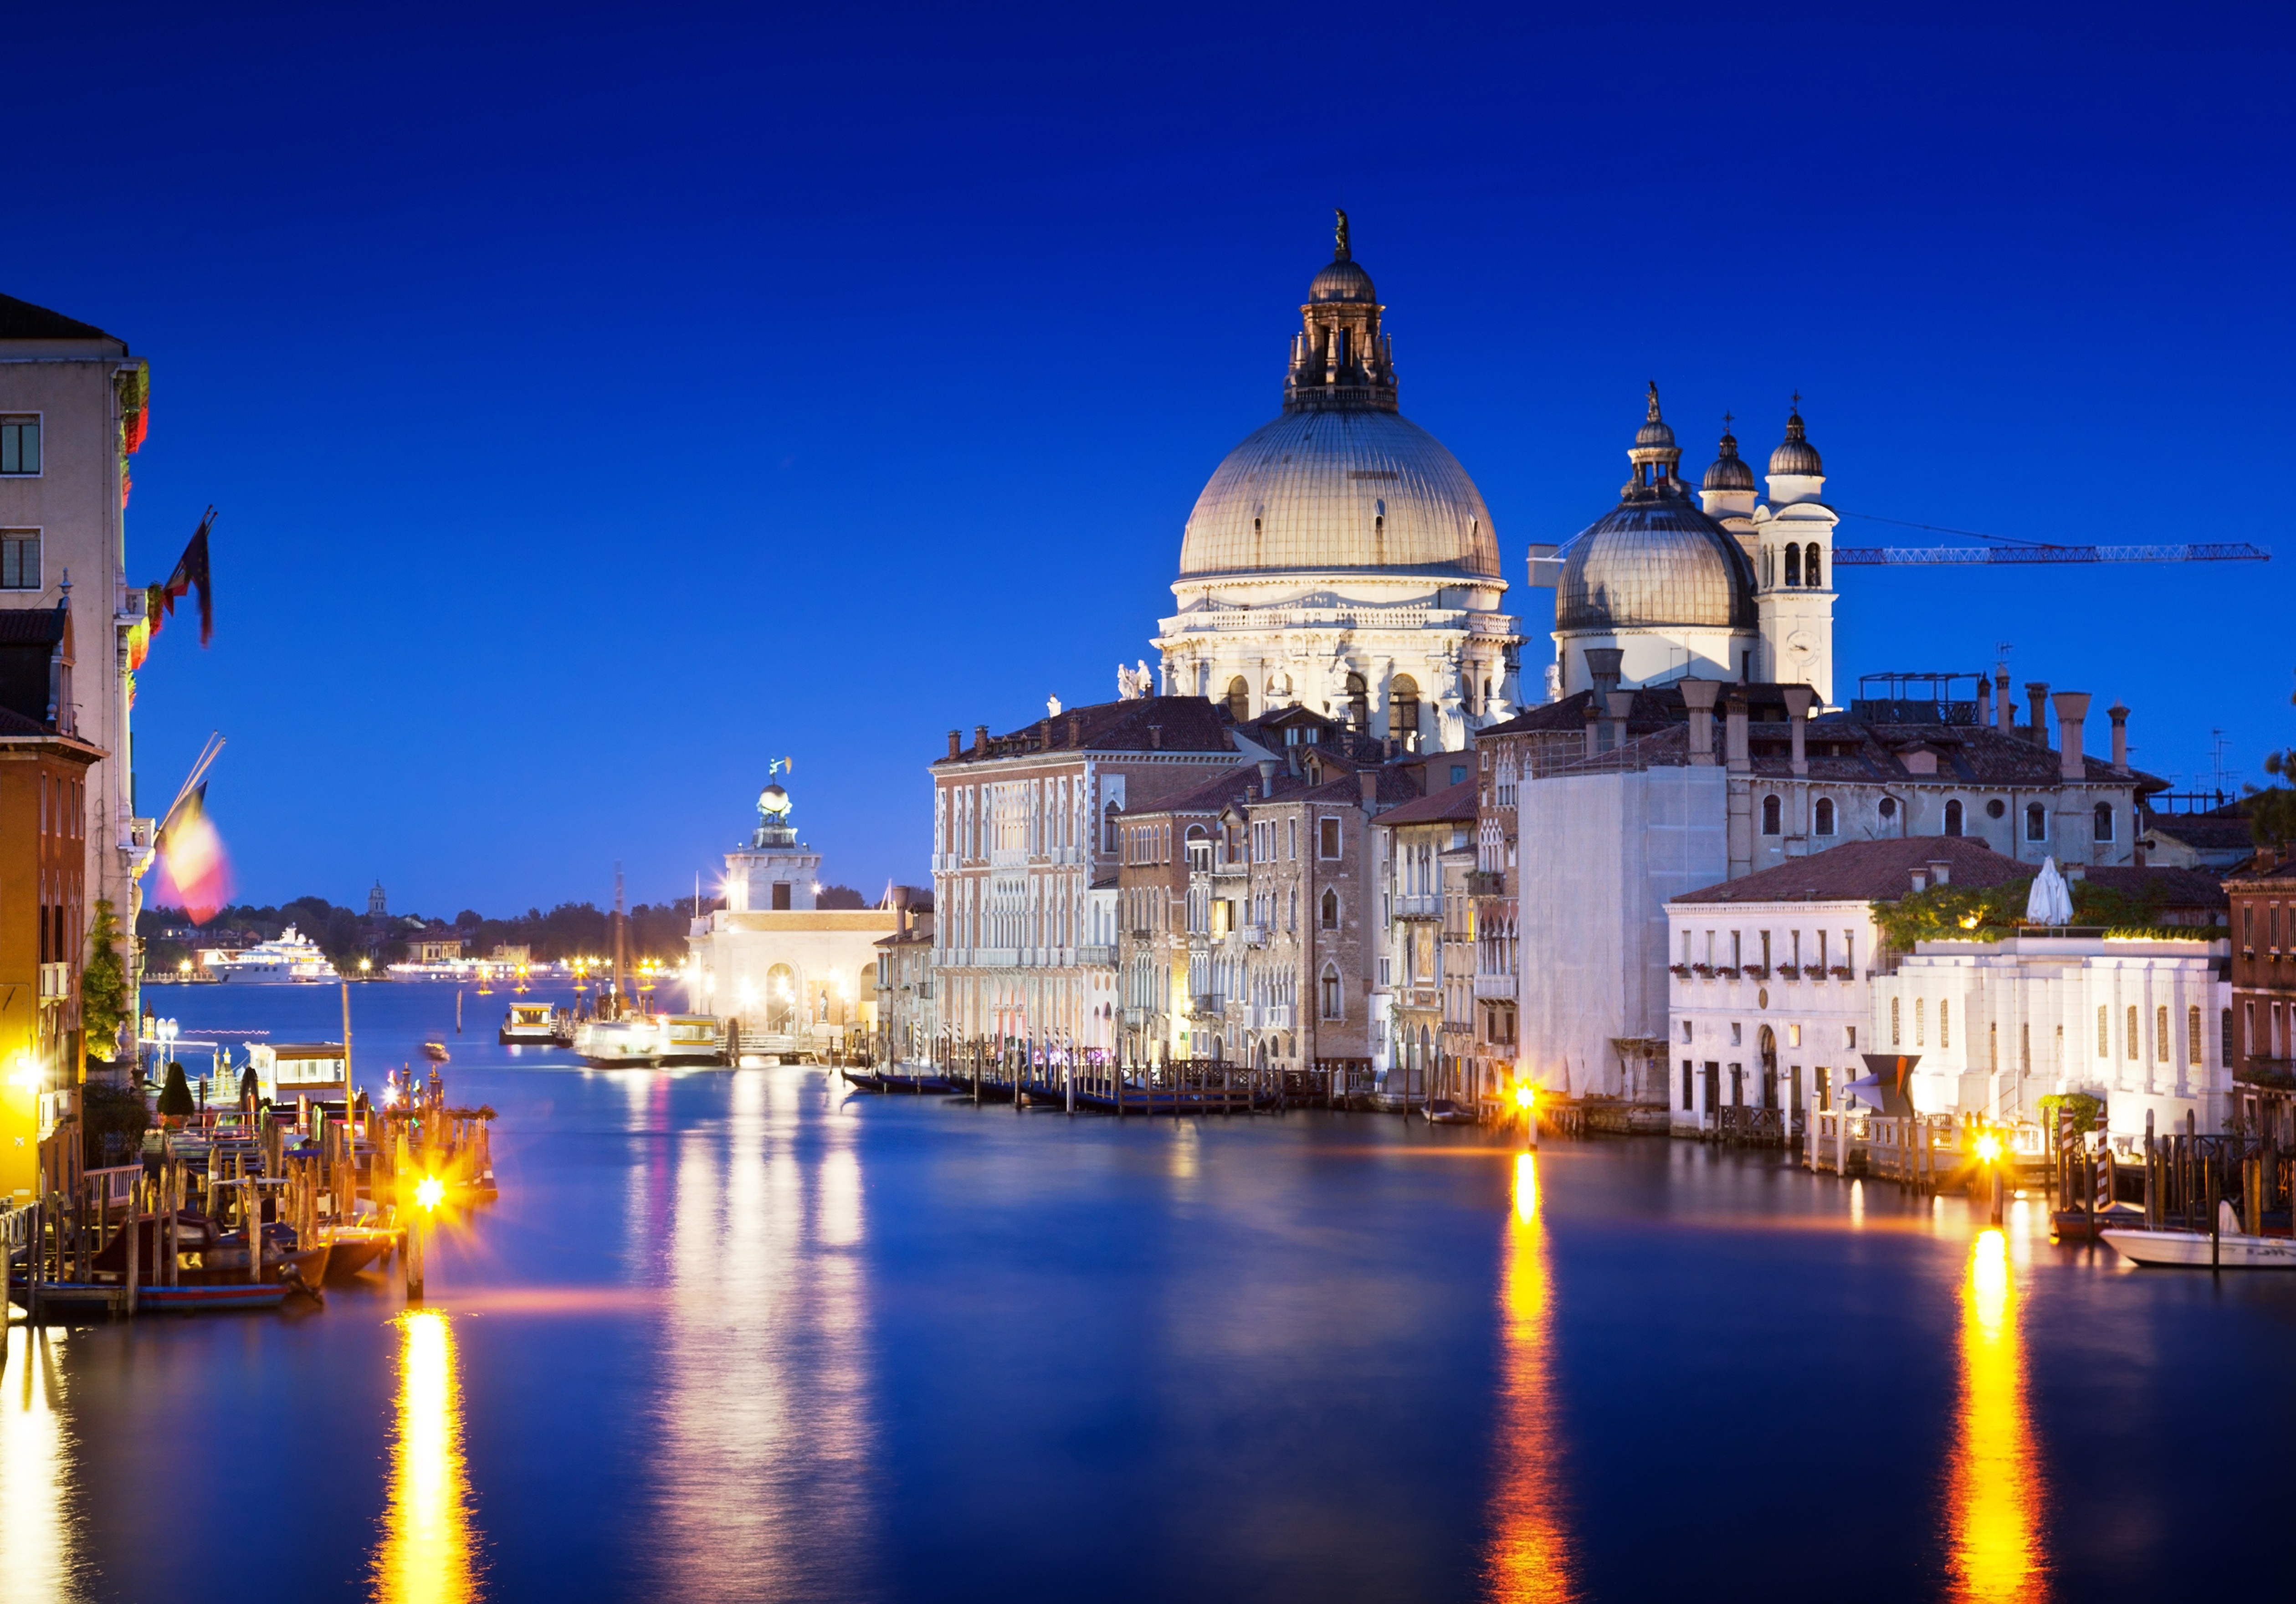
[204, 926, 339, 984]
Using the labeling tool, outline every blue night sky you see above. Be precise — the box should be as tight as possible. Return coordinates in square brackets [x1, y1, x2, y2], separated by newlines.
[15, 3, 2293, 916]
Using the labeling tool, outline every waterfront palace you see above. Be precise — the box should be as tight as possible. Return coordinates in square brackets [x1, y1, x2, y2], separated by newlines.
[790, 219, 2272, 1146]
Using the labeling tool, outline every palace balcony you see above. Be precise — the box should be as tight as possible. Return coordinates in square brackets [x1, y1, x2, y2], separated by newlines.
[1394, 892, 1442, 920]
[1467, 871, 1506, 897]
[1076, 944, 1117, 967]
[1242, 924, 1269, 948]
[1473, 972, 1517, 1000]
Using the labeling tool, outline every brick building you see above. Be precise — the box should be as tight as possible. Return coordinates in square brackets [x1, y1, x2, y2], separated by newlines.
[2228, 847, 2296, 1138]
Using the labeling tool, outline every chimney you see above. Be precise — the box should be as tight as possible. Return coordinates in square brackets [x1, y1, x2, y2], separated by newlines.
[948, 729, 962, 760]
[1040, 717, 1054, 750]
[1584, 700, 1601, 760]
[1724, 694, 1751, 773]
[1680, 677, 1719, 766]
[1995, 667, 2013, 734]
[2025, 682, 2050, 746]
[1258, 758, 1279, 798]
[1782, 684, 1814, 777]
[1148, 724, 1163, 750]
[1358, 768, 1378, 807]
[973, 724, 990, 758]
[1584, 646, 1625, 700]
[2108, 702, 2128, 770]
[1604, 690, 1634, 753]
[1927, 859, 1952, 887]
[2051, 691, 2091, 780]
[1975, 675, 1992, 727]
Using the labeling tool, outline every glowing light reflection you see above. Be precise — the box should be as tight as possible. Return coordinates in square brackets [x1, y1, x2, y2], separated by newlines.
[0, 1326, 80, 1604]
[370, 1310, 482, 1604]
[1944, 1229, 2046, 1604]
[1483, 1151, 1574, 1603]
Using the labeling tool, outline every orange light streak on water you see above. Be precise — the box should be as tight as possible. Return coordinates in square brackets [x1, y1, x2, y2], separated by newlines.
[371, 1310, 483, 1604]
[1945, 1228, 2047, 1604]
[1482, 1151, 1575, 1604]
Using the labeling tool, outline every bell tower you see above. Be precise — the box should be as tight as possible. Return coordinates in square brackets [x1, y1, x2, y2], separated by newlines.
[1748, 401, 1838, 704]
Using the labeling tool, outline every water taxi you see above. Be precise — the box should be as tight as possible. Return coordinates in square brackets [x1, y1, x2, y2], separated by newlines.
[657, 1015, 724, 1066]
[574, 1017, 661, 1067]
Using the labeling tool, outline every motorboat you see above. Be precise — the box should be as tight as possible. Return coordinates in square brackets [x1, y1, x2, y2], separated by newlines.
[421, 1041, 451, 1063]
[1421, 1097, 1478, 1125]
[2102, 1203, 2296, 1269]
[204, 926, 338, 984]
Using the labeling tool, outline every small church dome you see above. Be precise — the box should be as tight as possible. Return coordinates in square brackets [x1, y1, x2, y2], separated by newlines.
[1702, 423, 1756, 492]
[1556, 500, 1758, 632]
[1309, 256, 1377, 303]
[1768, 404, 1824, 477]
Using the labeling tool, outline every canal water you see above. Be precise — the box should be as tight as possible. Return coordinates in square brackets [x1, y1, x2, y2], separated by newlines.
[7, 981, 2294, 1603]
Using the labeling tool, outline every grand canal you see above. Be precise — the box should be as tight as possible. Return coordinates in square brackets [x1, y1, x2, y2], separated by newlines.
[7, 982, 2294, 1602]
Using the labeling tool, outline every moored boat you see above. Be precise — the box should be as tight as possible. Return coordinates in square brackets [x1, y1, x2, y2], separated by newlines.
[1421, 1097, 1477, 1125]
[656, 1015, 724, 1066]
[2103, 1204, 2296, 1268]
[421, 1040, 451, 1063]
[500, 1001, 565, 1046]
[574, 1017, 661, 1067]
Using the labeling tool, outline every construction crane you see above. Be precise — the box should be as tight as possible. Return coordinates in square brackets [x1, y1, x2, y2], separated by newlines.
[1831, 512, 2268, 567]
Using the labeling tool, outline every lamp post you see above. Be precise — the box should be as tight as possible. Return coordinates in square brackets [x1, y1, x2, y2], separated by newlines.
[1977, 1130, 2005, 1225]
[1515, 1076, 1537, 1150]
[156, 1016, 179, 1089]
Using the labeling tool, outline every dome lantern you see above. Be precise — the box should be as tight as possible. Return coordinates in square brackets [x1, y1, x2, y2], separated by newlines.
[1702, 414, 1756, 493]
[1765, 395, 1826, 504]
[1624, 382, 1685, 494]
[1284, 208, 1398, 415]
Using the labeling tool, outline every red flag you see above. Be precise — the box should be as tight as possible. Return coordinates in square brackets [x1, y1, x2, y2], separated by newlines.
[151, 508, 215, 648]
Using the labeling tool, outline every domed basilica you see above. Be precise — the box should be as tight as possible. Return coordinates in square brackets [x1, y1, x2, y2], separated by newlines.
[1153, 214, 1521, 752]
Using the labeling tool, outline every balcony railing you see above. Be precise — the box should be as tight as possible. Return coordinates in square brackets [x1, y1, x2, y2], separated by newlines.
[1394, 892, 1442, 920]
[1473, 972, 1517, 1000]
[1251, 1004, 1293, 1030]
[1242, 924, 1268, 947]
[1076, 944, 1117, 967]
[1467, 870, 1506, 897]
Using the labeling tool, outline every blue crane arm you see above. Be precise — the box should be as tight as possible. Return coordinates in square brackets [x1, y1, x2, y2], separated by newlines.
[1832, 542, 2269, 566]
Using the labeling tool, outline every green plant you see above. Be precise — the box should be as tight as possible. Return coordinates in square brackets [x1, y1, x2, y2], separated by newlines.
[159, 1060, 194, 1118]
[80, 1078, 149, 1167]
[81, 898, 129, 1060]
[2036, 1092, 2104, 1134]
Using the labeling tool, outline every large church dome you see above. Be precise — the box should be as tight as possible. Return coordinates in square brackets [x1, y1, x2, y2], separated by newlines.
[1178, 408, 1501, 580]
[1177, 213, 1499, 582]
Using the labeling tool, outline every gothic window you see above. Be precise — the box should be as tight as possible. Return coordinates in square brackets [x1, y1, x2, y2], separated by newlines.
[1320, 965, 1343, 1020]
[1814, 798, 1836, 836]
[2025, 803, 2047, 843]
[1226, 677, 1250, 723]
[1321, 888, 1339, 929]
[1103, 801, 1121, 854]
[1761, 794, 1782, 835]
[2094, 802, 2114, 842]
[1944, 799, 1963, 837]
[1803, 544, 1821, 588]
[1784, 544, 1801, 586]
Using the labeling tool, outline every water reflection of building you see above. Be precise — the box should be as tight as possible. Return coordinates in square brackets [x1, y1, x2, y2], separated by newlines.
[369, 1309, 481, 1604]
[1483, 1152, 1575, 1603]
[1946, 1228, 2045, 1604]
[0, 1326, 81, 1600]
[686, 778, 893, 1053]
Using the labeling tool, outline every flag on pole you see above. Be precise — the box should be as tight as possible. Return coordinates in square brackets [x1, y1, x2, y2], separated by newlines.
[149, 508, 215, 648]
[157, 782, 232, 923]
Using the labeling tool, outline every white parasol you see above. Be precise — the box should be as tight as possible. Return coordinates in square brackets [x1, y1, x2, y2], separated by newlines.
[2025, 856, 2075, 925]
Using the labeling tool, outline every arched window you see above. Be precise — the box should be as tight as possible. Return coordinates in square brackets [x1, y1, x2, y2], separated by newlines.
[1814, 797, 1836, 836]
[1346, 672, 1368, 730]
[1103, 800, 1122, 854]
[2093, 802, 2114, 842]
[1804, 544, 1821, 588]
[1784, 544, 1801, 586]
[1320, 965, 1342, 1020]
[1761, 794, 1782, 835]
[2025, 802, 2048, 843]
[1389, 675, 1421, 748]
[1225, 676, 1250, 723]
[1944, 799, 1963, 837]
[1265, 670, 1292, 704]
[1320, 888, 1339, 929]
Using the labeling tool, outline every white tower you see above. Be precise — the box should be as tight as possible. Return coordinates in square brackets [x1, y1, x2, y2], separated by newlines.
[1745, 402, 1837, 704]
[722, 779, 822, 913]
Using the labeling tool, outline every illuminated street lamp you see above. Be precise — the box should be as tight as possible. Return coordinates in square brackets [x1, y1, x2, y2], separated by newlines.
[1977, 1131, 2005, 1225]
[1514, 1079, 1538, 1149]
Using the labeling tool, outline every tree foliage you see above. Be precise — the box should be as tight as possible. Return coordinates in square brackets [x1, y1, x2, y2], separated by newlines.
[2247, 671, 2296, 848]
[80, 1078, 148, 1166]
[81, 898, 129, 1060]
[1872, 875, 2192, 949]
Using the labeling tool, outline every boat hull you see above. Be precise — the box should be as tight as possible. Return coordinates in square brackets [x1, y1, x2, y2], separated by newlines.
[2101, 1228, 2296, 1269]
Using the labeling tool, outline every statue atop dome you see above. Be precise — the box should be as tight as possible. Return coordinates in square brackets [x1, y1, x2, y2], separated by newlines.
[1334, 207, 1350, 261]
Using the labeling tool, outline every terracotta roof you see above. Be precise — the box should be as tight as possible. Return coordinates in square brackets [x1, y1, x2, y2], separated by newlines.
[1374, 776, 1477, 827]
[1671, 837, 2028, 905]
[936, 695, 1236, 765]
[0, 292, 116, 342]
[2225, 853, 2296, 886]
[0, 607, 67, 647]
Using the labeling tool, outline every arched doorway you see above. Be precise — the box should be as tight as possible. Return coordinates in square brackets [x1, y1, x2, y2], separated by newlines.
[765, 963, 798, 1033]
[1226, 675, 1250, 723]
[1758, 1024, 1778, 1110]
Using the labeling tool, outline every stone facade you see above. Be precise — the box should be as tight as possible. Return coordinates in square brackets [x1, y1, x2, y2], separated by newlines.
[2227, 849, 2296, 1138]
